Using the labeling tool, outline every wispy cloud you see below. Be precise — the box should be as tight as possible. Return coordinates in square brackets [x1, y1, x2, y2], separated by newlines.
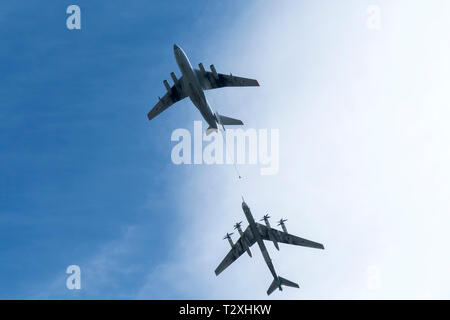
[136, 0, 450, 299]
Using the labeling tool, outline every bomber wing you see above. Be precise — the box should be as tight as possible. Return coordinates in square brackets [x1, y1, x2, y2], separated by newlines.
[147, 76, 187, 121]
[256, 223, 325, 250]
[215, 226, 257, 276]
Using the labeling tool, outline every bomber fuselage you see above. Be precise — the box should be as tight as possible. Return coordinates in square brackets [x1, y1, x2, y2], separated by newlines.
[241, 201, 279, 285]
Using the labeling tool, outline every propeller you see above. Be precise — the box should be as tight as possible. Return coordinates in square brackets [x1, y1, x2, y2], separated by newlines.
[223, 232, 234, 240]
[233, 222, 243, 230]
[260, 214, 271, 222]
[277, 218, 288, 226]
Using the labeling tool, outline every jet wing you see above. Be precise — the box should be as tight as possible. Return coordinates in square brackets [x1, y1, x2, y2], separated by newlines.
[147, 77, 187, 121]
[195, 69, 259, 90]
[256, 223, 325, 250]
[215, 226, 257, 276]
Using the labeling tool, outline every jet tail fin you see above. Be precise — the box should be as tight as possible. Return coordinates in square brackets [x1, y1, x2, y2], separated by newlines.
[267, 276, 300, 295]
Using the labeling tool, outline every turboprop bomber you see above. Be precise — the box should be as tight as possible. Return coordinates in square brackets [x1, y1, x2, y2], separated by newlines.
[147, 45, 260, 135]
[215, 198, 325, 295]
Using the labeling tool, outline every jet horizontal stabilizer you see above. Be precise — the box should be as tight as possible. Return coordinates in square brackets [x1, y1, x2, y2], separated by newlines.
[216, 114, 243, 126]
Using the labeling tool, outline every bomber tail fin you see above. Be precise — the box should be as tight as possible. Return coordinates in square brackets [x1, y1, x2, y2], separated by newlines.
[267, 276, 300, 296]
[267, 279, 279, 296]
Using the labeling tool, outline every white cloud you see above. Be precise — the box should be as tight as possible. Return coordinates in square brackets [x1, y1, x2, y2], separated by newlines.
[137, 0, 450, 299]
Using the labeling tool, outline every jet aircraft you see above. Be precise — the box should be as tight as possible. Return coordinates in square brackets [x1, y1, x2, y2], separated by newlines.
[147, 45, 260, 135]
[215, 198, 325, 295]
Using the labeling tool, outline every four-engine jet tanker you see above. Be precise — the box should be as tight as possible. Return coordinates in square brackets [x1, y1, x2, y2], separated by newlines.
[215, 198, 325, 295]
[147, 45, 260, 135]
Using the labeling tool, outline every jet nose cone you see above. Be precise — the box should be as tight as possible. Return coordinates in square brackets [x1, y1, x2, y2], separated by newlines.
[173, 44, 179, 51]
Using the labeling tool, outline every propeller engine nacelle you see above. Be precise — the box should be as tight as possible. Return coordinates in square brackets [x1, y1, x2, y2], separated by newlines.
[233, 222, 252, 257]
[223, 232, 240, 259]
[233, 222, 244, 236]
[223, 232, 234, 248]
[261, 214, 279, 250]
[260, 214, 272, 228]
[277, 219, 288, 233]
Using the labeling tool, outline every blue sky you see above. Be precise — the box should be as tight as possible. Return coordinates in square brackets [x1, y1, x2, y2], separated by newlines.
[0, 0, 258, 299]
[1, 1, 450, 299]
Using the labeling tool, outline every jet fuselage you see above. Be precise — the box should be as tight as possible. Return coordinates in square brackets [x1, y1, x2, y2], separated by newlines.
[173, 44, 217, 130]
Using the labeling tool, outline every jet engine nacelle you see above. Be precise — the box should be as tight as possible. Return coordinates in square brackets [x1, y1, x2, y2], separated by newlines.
[198, 63, 206, 74]
[170, 72, 177, 83]
[210, 64, 219, 80]
[163, 80, 171, 93]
